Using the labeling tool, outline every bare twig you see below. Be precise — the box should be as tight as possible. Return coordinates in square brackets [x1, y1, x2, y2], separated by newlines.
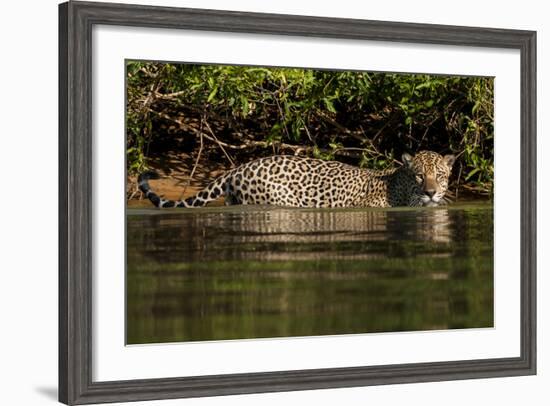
[138, 67, 158, 78]
[148, 108, 373, 160]
[455, 163, 463, 200]
[148, 108, 271, 150]
[147, 108, 408, 168]
[315, 109, 351, 134]
[127, 184, 140, 201]
[303, 121, 314, 144]
[419, 115, 440, 144]
[273, 93, 291, 140]
[177, 112, 205, 200]
[371, 118, 392, 142]
[179, 130, 204, 200]
[358, 125, 402, 165]
[153, 90, 187, 99]
[202, 119, 236, 167]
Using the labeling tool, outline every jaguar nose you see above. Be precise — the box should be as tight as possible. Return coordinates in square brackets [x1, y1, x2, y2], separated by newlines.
[425, 189, 436, 198]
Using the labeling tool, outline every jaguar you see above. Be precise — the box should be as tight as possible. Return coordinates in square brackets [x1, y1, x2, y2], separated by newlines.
[138, 150, 455, 208]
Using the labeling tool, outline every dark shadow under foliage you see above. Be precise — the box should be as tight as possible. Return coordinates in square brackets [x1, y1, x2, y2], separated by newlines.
[126, 62, 494, 198]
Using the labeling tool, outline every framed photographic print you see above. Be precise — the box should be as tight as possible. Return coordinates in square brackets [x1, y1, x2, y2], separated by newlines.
[59, 1, 536, 404]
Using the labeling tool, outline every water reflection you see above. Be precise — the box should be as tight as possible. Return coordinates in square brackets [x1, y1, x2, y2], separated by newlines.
[127, 203, 493, 344]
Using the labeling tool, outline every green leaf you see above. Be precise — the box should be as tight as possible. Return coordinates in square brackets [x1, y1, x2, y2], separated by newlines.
[207, 86, 218, 102]
[241, 97, 249, 116]
[323, 98, 336, 113]
[465, 167, 481, 180]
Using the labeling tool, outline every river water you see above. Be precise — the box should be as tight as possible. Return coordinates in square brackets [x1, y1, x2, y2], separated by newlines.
[126, 202, 493, 344]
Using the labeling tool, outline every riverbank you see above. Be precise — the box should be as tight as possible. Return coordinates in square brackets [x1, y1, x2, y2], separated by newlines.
[127, 151, 491, 208]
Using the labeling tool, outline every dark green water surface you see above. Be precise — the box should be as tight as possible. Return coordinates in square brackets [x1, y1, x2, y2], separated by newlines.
[127, 203, 493, 344]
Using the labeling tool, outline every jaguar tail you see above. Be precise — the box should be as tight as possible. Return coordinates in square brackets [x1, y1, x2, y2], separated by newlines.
[138, 171, 227, 208]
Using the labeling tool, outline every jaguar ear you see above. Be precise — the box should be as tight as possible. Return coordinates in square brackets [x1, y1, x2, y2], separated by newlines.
[443, 154, 456, 169]
[402, 153, 414, 168]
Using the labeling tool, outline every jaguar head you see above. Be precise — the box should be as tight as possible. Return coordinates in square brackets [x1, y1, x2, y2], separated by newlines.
[402, 151, 456, 207]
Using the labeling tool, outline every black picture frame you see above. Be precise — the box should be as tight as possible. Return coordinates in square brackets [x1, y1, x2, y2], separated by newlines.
[59, 1, 537, 404]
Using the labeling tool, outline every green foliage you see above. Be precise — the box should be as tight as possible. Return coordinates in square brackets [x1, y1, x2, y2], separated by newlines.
[126, 61, 494, 196]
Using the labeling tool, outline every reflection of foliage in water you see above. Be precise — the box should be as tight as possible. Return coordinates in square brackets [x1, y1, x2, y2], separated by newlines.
[126, 204, 493, 344]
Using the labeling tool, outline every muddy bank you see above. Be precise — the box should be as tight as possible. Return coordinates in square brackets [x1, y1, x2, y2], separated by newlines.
[127, 151, 230, 207]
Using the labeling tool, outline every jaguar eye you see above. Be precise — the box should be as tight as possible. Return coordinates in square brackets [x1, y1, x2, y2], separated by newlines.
[416, 174, 424, 183]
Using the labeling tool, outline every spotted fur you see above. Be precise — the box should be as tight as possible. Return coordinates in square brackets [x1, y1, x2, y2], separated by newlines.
[138, 151, 455, 208]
